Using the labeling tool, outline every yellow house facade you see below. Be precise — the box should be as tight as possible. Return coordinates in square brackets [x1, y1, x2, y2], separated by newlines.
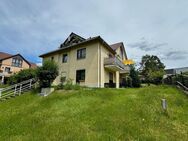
[40, 33, 130, 88]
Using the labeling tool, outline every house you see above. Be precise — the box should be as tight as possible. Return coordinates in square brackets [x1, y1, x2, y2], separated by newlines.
[165, 67, 188, 75]
[0, 52, 37, 84]
[40, 33, 132, 88]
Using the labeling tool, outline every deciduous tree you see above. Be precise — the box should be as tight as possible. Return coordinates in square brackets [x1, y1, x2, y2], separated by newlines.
[140, 55, 165, 84]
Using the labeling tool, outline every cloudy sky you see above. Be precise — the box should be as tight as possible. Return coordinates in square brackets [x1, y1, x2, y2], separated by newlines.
[0, 0, 188, 68]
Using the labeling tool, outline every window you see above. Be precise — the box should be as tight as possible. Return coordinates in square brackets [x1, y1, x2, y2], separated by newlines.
[5, 67, 10, 73]
[51, 56, 54, 61]
[76, 69, 85, 83]
[12, 58, 23, 67]
[62, 54, 68, 63]
[77, 48, 86, 59]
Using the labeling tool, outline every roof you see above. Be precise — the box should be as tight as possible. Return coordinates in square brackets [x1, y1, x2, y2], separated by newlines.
[39, 35, 116, 57]
[0, 52, 12, 60]
[60, 32, 86, 48]
[110, 42, 123, 50]
[30, 62, 37, 68]
[165, 67, 188, 70]
[110, 42, 128, 59]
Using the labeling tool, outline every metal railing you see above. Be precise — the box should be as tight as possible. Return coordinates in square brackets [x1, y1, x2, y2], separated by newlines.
[104, 57, 128, 70]
[0, 78, 36, 99]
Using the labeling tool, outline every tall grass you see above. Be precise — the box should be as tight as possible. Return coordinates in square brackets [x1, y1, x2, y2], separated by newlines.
[0, 85, 187, 140]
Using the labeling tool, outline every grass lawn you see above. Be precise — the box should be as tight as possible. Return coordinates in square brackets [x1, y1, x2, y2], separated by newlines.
[0, 84, 9, 88]
[0, 85, 188, 141]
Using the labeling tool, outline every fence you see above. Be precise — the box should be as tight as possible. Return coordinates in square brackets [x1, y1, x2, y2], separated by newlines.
[0, 79, 36, 99]
[164, 74, 188, 86]
[164, 74, 188, 92]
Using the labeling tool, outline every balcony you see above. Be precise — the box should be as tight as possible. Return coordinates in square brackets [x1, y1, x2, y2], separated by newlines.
[104, 57, 129, 72]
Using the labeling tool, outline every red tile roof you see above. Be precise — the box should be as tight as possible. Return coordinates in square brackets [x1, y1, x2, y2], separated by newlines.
[30, 62, 37, 68]
[0, 52, 12, 60]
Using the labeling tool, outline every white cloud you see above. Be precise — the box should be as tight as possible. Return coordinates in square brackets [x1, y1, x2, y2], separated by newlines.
[0, 0, 188, 68]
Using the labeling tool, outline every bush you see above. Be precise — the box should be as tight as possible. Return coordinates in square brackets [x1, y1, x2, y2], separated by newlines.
[129, 66, 141, 87]
[64, 84, 81, 90]
[37, 60, 58, 88]
[127, 76, 133, 87]
[57, 78, 82, 90]
[8, 68, 37, 84]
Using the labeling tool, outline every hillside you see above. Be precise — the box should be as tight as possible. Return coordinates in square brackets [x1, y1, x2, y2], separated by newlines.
[0, 85, 188, 141]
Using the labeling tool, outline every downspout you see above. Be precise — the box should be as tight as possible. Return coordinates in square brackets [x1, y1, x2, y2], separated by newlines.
[97, 43, 100, 87]
[100, 43, 102, 87]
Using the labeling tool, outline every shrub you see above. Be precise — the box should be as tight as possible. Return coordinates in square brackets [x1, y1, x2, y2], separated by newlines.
[63, 83, 81, 90]
[127, 76, 133, 87]
[57, 78, 82, 90]
[8, 68, 37, 84]
[37, 60, 58, 88]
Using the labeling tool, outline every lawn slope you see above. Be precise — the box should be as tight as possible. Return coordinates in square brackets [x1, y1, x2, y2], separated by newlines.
[0, 85, 188, 141]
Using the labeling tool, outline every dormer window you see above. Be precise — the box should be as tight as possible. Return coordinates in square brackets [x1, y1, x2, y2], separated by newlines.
[12, 58, 23, 67]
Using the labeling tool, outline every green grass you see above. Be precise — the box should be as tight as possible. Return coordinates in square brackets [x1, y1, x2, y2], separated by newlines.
[0, 85, 188, 141]
[0, 84, 9, 88]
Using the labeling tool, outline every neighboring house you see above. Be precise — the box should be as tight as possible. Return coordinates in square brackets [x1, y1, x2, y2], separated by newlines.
[165, 67, 188, 75]
[40, 33, 131, 88]
[0, 52, 37, 84]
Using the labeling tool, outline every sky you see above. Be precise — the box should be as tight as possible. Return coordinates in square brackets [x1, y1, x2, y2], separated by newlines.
[0, 0, 188, 68]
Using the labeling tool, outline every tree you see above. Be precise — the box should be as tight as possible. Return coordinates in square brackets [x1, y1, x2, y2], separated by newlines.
[129, 65, 141, 87]
[37, 60, 58, 88]
[140, 55, 165, 84]
[126, 76, 132, 87]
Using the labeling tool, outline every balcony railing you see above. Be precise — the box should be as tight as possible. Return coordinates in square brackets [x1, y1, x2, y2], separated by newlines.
[104, 57, 129, 71]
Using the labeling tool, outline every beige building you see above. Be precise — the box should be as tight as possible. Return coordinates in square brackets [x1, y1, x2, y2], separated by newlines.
[40, 33, 130, 88]
[0, 52, 37, 84]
